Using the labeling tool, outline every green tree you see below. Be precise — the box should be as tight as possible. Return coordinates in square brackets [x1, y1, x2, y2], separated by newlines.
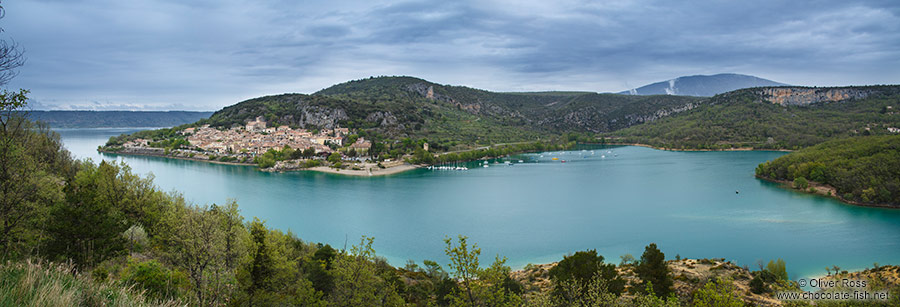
[305, 244, 336, 294]
[328, 152, 342, 164]
[303, 147, 316, 158]
[692, 278, 744, 307]
[122, 258, 190, 301]
[635, 243, 672, 297]
[443, 235, 522, 307]
[157, 201, 248, 306]
[329, 236, 403, 306]
[246, 218, 276, 305]
[0, 90, 70, 257]
[766, 259, 788, 281]
[549, 249, 624, 303]
[44, 161, 132, 267]
[793, 177, 809, 189]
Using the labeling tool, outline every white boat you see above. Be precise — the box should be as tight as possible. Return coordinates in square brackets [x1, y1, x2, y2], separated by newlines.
[518, 160, 524, 163]
[483, 165, 488, 168]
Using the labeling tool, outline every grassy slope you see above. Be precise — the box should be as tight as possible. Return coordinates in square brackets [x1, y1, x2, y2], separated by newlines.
[0, 259, 179, 306]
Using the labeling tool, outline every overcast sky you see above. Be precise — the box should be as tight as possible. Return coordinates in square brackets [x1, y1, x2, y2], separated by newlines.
[4, 0, 899, 110]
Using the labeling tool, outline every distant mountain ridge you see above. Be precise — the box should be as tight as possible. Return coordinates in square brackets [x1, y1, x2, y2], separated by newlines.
[621, 73, 788, 97]
[24, 111, 213, 128]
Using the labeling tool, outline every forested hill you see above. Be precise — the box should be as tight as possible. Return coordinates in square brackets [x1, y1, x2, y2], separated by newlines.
[201, 76, 703, 146]
[756, 135, 900, 206]
[23, 110, 213, 128]
[609, 85, 900, 150]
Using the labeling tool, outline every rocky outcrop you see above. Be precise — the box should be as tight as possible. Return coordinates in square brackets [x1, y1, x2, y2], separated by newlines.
[406, 82, 487, 115]
[366, 111, 399, 127]
[620, 102, 701, 126]
[289, 106, 349, 129]
[406, 83, 452, 104]
[759, 87, 872, 106]
[538, 101, 701, 133]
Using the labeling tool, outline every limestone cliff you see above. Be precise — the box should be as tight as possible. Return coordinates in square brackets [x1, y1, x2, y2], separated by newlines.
[758, 87, 873, 106]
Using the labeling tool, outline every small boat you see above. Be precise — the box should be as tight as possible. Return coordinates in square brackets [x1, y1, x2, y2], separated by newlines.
[552, 157, 559, 161]
[735, 190, 740, 194]
[518, 160, 524, 163]
[483, 165, 488, 168]
[561, 160, 566, 163]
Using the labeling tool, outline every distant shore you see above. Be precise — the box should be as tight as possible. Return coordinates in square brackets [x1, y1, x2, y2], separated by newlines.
[755, 175, 899, 209]
[599, 142, 794, 152]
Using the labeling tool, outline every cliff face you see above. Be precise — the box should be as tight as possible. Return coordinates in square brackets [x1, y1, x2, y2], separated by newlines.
[759, 87, 872, 106]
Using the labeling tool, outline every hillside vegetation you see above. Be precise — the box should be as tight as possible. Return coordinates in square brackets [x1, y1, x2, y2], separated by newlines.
[756, 135, 900, 206]
[610, 85, 900, 150]
[197, 76, 703, 148]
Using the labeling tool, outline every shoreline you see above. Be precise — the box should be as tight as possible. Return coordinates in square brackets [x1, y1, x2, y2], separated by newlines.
[99, 148, 423, 177]
[755, 175, 899, 209]
[304, 164, 421, 177]
[598, 142, 795, 152]
[98, 148, 257, 167]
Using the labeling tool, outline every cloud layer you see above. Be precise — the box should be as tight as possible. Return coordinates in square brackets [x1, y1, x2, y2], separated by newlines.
[4, 0, 899, 110]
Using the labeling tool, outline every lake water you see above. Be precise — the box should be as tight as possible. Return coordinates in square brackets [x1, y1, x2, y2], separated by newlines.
[57, 128, 900, 281]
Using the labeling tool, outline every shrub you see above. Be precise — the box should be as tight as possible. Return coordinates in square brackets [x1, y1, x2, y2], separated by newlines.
[303, 159, 321, 168]
[693, 278, 744, 307]
[122, 258, 189, 301]
[549, 249, 625, 300]
[793, 177, 809, 189]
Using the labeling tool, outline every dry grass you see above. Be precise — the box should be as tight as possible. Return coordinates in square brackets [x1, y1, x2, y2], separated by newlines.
[0, 259, 183, 307]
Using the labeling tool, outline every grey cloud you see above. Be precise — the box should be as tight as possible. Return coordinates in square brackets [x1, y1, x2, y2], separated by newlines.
[4, 0, 899, 110]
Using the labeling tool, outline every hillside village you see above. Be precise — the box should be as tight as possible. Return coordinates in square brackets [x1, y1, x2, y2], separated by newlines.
[120, 116, 373, 163]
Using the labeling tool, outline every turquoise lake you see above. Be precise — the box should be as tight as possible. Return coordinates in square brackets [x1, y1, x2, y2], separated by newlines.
[57, 128, 900, 281]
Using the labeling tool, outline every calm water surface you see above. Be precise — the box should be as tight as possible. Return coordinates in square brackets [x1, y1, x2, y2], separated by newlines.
[57, 128, 900, 280]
